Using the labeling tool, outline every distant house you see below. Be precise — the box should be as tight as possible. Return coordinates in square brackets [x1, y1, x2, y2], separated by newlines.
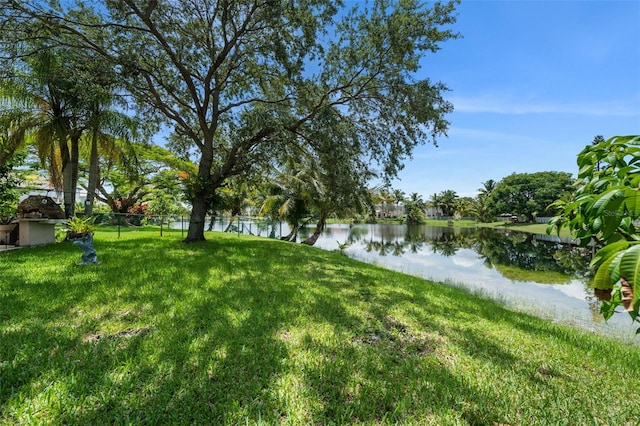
[424, 207, 443, 218]
[375, 203, 405, 219]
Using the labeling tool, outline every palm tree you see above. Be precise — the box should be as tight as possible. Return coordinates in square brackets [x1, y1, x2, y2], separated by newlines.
[439, 190, 458, 217]
[473, 179, 498, 222]
[427, 192, 442, 216]
[405, 192, 426, 225]
[472, 195, 493, 223]
[260, 143, 371, 246]
[1, 48, 88, 217]
[2, 43, 143, 218]
[478, 179, 497, 198]
[83, 107, 140, 216]
[0, 96, 29, 167]
[259, 166, 314, 242]
[455, 197, 475, 218]
[392, 188, 405, 218]
[377, 187, 393, 218]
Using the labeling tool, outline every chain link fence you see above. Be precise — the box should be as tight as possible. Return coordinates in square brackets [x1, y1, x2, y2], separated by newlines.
[87, 213, 287, 239]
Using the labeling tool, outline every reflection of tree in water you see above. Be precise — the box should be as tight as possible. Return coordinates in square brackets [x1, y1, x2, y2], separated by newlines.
[340, 225, 591, 285]
[358, 226, 396, 256]
[356, 225, 475, 257]
[551, 245, 592, 277]
[472, 228, 592, 284]
[330, 223, 601, 316]
[411, 226, 476, 257]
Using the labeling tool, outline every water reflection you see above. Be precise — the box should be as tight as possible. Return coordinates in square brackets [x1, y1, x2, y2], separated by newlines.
[312, 224, 591, 284]
[298, 223, 638, 343]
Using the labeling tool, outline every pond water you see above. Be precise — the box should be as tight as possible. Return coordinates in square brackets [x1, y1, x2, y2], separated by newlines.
[294, 223, 639, 344]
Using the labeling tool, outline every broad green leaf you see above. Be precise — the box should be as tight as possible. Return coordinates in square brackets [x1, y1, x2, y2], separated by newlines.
[605, 151, 618, 167]
[624, 189, 640, 216]
[591, 177, 612, 191]
[591, 240, 631, 269]
[591, 188, 625, 217]
[577, 150, 594, 170]
[578, 164, 594, 178]
[600, 286, 621, 321]
[593, 254, 619, 290]
[601, 210, 623, 241]
[608, 251, 624, 284]
[616, 166, 633, 179]
[619, 244, 640, 289]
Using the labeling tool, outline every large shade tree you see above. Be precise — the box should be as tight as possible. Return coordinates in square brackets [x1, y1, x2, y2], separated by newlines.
[2, 0, 459, 241]
[487, 171, 575, 222]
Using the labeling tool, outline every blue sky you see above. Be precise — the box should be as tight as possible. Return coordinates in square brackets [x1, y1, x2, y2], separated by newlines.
[388, 0, 640, 198]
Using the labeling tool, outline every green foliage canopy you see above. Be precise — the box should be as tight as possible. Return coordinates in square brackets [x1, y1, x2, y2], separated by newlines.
[1, 0, 460, 241]
[487, 171, 575, 222]
[404, 192, 426, 225]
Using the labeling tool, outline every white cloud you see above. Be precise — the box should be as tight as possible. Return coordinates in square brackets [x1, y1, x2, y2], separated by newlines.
[450, 94, 640, 117]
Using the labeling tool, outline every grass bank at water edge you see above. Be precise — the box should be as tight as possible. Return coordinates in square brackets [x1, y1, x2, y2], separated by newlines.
[1, 228, 638, 425]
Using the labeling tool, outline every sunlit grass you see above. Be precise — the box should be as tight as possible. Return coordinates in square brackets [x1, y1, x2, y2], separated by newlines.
[479, 221, 573, 238]
[1, 227, 639, 425]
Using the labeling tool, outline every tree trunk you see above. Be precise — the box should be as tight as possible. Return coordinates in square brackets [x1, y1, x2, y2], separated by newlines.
[184, 132, 215, 242]
[280, 226, 298, 242]
[224, 216, 236, 232]
[85, 125, 100, 216]
[63, 130, 81, 218]
[207, 211, 217, 231]
[62, 161, 74, 218]
[185, 194, 208, 241]
[71, 132, 80, 216]
[59, 136, 73, 218]
[302, 212, 327, 246]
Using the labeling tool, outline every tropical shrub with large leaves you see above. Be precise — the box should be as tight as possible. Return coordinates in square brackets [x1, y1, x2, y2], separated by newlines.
[548, 135, 640, 329]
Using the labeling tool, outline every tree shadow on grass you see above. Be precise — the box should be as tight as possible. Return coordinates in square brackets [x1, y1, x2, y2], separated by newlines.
[2, 235, 640, 424]
[0, 236, 363, 424]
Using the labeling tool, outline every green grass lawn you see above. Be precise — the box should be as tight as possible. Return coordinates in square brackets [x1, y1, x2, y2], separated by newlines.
[1, 228, 638, 425]
[477, 221, 573, 237]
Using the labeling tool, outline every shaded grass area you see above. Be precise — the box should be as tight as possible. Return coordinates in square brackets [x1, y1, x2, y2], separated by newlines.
[1, 228, 639, 425]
